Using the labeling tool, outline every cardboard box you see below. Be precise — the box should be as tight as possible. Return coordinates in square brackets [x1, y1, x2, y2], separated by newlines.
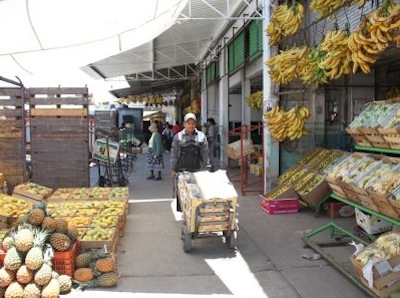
[226, 139, 255, 160]
[298, 177, 330, 208]
[324, 201, 355, 219]
[260, 197, 299, 214]
[259, 187, 300, 215]
[355, 208, 393, 235]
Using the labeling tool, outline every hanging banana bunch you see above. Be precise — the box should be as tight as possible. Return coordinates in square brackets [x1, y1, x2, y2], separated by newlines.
[310, 0, 368, 20]
[266, 0, 304, 45]
[264, 106, 311, 142]
[246, 91, 263, 111]
[348, 16, 381, 74]
[300, 46, 329, 87]
[265, 46, 309, 85]
[318, 28, 352, 80]
[310, 0, 346, 19]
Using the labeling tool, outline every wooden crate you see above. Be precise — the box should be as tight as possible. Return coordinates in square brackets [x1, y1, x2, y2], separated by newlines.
[345, 127, 371, 147]
[0, 88, 26, 193]
[379, 127, 400, 149]
[29, 88, 89, 189]
[79, 228, 118, 254]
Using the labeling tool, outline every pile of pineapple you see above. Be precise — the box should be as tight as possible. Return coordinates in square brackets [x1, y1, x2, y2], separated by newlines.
[73, 248, 119, 289]
[0, 202, 77, 297]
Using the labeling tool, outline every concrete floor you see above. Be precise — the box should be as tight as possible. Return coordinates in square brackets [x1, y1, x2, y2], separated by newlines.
[68, 152, 371, 298]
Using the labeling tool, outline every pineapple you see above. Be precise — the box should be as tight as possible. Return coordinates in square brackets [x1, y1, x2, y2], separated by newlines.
[28, 201, 47, 226]
[41, 217, 56, 232]
[75, 252, 93, 269]
[14, 227, 34, 253]
[66, 226, 79, 242]
[41, 272, 60, 298]
[23, 282, 41, 298]
[28, 209, 45, 226]
[0, 267, 15, 287]
[54, 219, 68, 233]
[73, 268, 94, 282]
[57, 275, 72, 293]
[33, 254, 52, 286]
[95, 257, 116, 273]
[4, 281, 24, 298]
[15, 214, 28, 226]
[25, 229, 48, 271]
[2, 233, 15, 252]
[4, 247, 24, 271]
[16, 265, 33, 285]
[95, 272, 119, 287]
[50, 233, 71, 252]
[0, 286, 5, 298]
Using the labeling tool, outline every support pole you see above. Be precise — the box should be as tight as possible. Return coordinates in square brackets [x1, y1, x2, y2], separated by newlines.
[262, 0, 279, 192]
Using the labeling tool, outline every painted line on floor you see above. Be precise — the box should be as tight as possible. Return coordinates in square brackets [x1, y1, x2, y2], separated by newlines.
[128, 198, 173, 203]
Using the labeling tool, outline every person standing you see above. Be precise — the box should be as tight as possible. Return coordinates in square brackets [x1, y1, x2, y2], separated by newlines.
[206, 118, 217, 170]
[170, 113, 210, 211]
[172, 121, 183, 135]
[162, 124, 174, 152]
[146, 122, 165, 180]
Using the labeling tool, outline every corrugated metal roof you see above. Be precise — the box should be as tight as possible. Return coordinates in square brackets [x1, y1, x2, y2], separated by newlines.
[82, 0, 256, 96]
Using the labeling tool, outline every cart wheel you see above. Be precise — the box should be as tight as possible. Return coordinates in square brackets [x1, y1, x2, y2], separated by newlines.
[182, 226, 192, 252]
[226, 231, 237, 249]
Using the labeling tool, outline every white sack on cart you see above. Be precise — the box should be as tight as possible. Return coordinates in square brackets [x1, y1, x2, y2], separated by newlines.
[193, 170, 238, 200]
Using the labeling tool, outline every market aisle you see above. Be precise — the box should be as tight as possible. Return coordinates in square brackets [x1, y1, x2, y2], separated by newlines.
[74, 152, 368, 298]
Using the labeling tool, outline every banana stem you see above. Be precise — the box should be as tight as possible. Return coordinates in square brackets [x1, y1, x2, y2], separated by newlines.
[382, 0, 389, 14]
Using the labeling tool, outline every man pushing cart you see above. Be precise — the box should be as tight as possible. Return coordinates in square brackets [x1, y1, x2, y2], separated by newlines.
[170, 113, 238, 252]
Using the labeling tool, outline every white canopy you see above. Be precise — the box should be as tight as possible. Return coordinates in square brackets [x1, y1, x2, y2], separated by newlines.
[0, 0, 188, 78]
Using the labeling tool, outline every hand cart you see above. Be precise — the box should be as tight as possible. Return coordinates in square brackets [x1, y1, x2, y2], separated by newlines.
[92, 130, 128, 187]
[176, 172, 239, 252]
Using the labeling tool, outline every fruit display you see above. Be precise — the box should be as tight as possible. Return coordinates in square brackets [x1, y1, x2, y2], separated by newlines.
[263, 184, 291, 201]
[341, 157, 380, 184]
[318, 28, 352, 81]
[47, 201, 104, 210]
[61, 216, 93, 228]
[90, 216, 119, 228]
[293, 172, 316, 192]
[355, 231, 400, 267]
[310, 0, 367, 19]
[50, 187, 128, 201]
[313, 150, 348, 172]
[305, 149, 331, 169]
[50, 209, 77, 217]
[0, 194, 31, 218]
[265, 1, 304, 45]
[264, 105, 310, 142]
[354, 162, 396, 189]
[13, 182, 53, 199]
[279, 167, 308, 185]
[300, 45, 329, 87]
[246, 91, 263, 111]
[297, 148, 324, 166]
[348, 102, 398, 129]
[75, 208, 99, 217]
[325, 154, 365, 180]
[298, 175, 325, 196]
[81, 228, 116, 241]
[0, 201, 75, 297]
[265, 46, 309, 85]
[73, 248, 119, 289]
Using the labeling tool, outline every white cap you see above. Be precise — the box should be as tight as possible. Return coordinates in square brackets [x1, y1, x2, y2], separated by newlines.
[184, 113, 196, 122]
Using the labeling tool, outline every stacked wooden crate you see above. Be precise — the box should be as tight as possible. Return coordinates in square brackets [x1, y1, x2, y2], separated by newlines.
[29, 87, 90, 189]
[0, 88, 26, 193]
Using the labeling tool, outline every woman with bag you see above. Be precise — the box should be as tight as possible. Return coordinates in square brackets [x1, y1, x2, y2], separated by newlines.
[146, 122, 165, 180]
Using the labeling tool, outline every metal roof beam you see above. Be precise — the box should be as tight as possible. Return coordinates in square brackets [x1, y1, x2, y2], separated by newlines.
[126, 65, 196, 81]
[178, 0, 263, 21]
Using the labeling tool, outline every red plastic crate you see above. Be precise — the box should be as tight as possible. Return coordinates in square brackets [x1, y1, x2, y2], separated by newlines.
[0, 248, 5, 267]
[53, 241, 79, 277]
